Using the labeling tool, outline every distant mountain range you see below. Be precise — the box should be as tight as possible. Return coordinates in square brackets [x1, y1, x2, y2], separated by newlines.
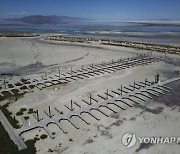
[5, 15, 86, 24]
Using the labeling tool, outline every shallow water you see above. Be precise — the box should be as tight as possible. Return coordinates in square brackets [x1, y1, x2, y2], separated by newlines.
[0, 22, 180, 45]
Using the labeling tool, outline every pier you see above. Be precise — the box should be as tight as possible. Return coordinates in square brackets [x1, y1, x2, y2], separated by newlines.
[0, 54, 160, 98]
[0, 77, 178, 150]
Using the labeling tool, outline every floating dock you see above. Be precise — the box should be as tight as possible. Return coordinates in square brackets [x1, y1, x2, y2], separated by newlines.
[0, 77, 178, 150]
[0, 54, 160, 97]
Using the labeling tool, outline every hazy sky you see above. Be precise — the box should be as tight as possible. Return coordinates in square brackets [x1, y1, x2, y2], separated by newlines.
[0, 0, 180, 21]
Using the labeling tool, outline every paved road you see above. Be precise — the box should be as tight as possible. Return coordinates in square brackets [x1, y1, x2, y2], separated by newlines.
[0, 110, 27, 150]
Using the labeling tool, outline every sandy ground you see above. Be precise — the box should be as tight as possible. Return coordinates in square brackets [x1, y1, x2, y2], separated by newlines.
[0, 36, 180, 154]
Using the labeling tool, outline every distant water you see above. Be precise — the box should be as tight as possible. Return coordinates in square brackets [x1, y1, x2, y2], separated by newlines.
[0, 22, 180, 46]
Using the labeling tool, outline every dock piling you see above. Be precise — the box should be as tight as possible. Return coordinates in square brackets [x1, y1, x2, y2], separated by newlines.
[58, 69, 61, 78]
[165, 52, 167, 59]
[145, 78, 147, 86]
[36, 110, 39, 122]
[44, 72, 47, 80]
[4, 79, 6, 89]
[48, 106, 51, 117]
[71, 100, 73, 111]
[90, 94, 92, 104]
[71, 67, 73, 75]
[106, 89, 109, 99]
[176, 70, 179, 77]
[155, 74, 159, 83]
[112, 59, 114, 64]
[121, 85, 122, 95]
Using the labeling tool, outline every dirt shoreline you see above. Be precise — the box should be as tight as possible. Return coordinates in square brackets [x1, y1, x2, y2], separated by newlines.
[46, 35, 180, 55]
[0, 32, 39, 37]
[0, 36, 180, 154]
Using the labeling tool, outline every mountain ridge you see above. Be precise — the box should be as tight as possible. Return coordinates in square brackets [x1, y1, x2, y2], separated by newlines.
[5, 15, 86, 24]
